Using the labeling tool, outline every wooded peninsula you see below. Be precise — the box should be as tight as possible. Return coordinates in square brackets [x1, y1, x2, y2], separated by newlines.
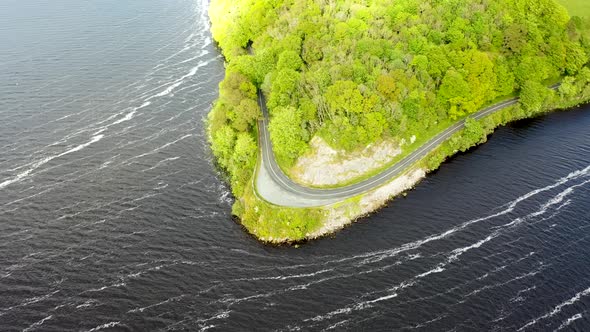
[208, 0, 590, 243]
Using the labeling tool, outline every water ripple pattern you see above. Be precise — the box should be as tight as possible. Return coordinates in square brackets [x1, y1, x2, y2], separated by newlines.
[1, 0, 590, 331]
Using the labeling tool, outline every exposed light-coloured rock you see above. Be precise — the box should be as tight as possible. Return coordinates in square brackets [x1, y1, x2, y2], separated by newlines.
[308, 168, 426, 239]
[291, 136, 401, 186]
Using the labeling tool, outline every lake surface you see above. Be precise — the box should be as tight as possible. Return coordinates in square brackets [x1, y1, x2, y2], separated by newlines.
[1, 0, 590, 331]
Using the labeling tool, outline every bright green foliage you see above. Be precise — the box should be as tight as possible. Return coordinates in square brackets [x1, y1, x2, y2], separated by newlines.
[229, 132, 258, 196]
[514, 57, 552, 87]
[494, 58, 516, 96]
[438, 70, 473, 119]
[363, 112, 388, 142]
[230, 99, 259, 132]
[376, 74, 398, 101]
[268, 69, 300, 109]
[463, 118, 485, 145]
[520, 81, 550, 113]
[268, 107, 308, 165]
[556, 1, 590, 19]
[559, 76, 581, 97]
[209, 0, 590, 171]
[233, 50, 276, 85]
[211, 125, 236, 168]
[464, 51, 497, 106]
[565, 42, 589, 74]
[207, 67, 261, 199]
[277, 50, 303, 71]
[325, 81, 367, 115]
[207, 0, 590, 236]
[211, 0, 590, 161]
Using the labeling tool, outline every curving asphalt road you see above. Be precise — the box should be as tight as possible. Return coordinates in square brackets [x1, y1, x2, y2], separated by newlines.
[255, 85, 560, 207]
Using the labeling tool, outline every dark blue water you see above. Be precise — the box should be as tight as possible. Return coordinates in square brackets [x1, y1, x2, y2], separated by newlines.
[1, 0, 589, 331]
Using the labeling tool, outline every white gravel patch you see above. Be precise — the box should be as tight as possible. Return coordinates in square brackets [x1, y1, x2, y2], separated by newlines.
[291, 136, 401, 186]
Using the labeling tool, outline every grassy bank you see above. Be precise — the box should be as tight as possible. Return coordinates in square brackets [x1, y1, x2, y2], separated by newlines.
[556, 0, 590, 17]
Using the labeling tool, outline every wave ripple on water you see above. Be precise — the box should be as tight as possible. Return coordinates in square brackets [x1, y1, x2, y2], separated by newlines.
[1, 0, 590, 331]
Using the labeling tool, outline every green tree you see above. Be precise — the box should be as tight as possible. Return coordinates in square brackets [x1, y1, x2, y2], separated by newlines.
[426, 47, 450, 80]
[464, 50, 496, 107]
[211, 125, 236, 167]
[268, 69, 300, 109]
[362, 112, 387, 142]
[438, 70, 472, 119]
[463, 117, 484, 144]
[277, 50, 304, 71]
[514, 56, 550, 87]
[208, 0, 590, 213]
[411, 54, 429, 72]
[325, 80, 365, 115]
[494, 59, 515, 96]
[220, 71, 256, 106]
[269, 107, 308, 164]
[230, 99, 260, 132]
[565, 42, 588, 75]
[376, 74, 398, 101]
[503, 23, 527, 53]
[229, 132, 258, 196]
[558, 76, 580, 99]
[519, 80, 548, 113]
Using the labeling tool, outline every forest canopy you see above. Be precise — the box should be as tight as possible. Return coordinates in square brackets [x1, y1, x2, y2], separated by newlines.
[208, 0, 590, 198]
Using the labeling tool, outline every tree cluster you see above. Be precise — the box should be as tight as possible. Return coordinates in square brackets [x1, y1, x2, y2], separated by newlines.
[208, 0, 590, 197]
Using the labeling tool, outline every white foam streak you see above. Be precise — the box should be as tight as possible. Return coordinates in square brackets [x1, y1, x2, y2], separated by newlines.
[141, 156, 181, 172]
[112, 107, 138, 126]
[234, 269, 334, 282]
[84, 282, 126, 293]
[366, 293, 399, 304]
[92, 101, 150, 135]
[85, 321, 121, 332]
[449, 234, 496, 262]
[324, 319, 351, 331]
[505, 164, 590, 211]
[322, 164, 590, 267]
[22, 315, 53, 332]
[0, 290, 59, 315]
[0, 134, 104, 190]
[467, 265, 545, 299]
[127, 295, 185, 313]
[517, 285, 537, 296]
[76, 300, 98, 309]
[298, 166, 590, 327]
[498, 178, 590, 229]
[147, 58, 215, 100]
[122, 134, 192, 164]
[307, 264, 444, 323]
[518, 287, 590, 331]
[555, 313, 583, 331]
[416, 266, 446, 278]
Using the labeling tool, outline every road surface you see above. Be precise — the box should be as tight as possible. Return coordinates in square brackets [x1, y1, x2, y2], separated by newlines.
[254, 85, 559, 207]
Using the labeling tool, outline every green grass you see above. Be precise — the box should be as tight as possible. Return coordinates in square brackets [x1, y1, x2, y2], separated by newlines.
[556, 0, 590, 18]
